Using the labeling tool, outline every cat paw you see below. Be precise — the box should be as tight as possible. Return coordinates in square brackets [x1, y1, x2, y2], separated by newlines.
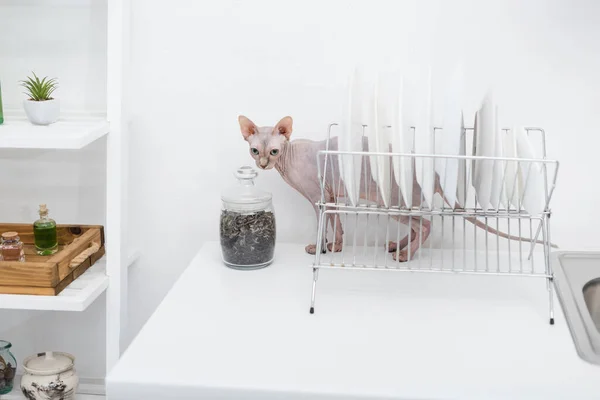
[327, 242, 343, 252]
[392, 250, 410, 262]
[386, 241, 402, 253]
[305, 244, 327, 255]
[387, 239, 411, 253]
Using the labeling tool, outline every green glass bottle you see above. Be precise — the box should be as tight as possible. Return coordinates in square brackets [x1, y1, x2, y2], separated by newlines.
[34, 204, 58, 255]
[0, 80, 4, 125]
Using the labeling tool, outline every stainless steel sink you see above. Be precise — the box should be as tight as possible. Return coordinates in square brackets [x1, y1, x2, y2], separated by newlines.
[554, 251, 600, 365]
[583, 278, 600, 334]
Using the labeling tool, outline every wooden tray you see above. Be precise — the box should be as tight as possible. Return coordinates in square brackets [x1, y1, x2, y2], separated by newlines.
[0, 224, 105, 296]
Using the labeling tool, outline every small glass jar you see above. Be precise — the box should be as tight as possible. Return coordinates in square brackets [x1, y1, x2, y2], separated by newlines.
[34, 204, 58, 256]
[220, 166, 276, 269]
[0, 340, 17, 395]
[0, 232, 25, 262]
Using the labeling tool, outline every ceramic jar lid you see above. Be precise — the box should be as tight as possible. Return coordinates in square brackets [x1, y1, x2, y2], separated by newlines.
[23, 352, 75, 375]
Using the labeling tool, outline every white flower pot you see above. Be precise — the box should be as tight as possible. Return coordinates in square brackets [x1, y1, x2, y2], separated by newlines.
[20, 352, 79, 400]
[23, 99, 60, 126]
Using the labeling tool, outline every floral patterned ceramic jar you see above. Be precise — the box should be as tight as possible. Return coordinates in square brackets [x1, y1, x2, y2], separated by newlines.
[21, 352, 79, 400]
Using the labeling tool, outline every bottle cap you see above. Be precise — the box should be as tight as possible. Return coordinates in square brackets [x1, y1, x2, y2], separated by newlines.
[39, 204, 48, 215]
[1, 232, 18, 240]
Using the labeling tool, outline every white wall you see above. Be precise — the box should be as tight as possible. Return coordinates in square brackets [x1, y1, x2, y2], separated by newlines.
[125, 0, 600, 347]
[2, 0, 600, 380]
[0, 0, 107, 112]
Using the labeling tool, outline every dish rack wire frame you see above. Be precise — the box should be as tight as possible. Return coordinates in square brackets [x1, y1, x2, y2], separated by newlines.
[309, 123, 560, 325]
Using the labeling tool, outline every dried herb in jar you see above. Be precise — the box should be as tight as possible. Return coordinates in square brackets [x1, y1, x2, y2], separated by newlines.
[220, 210, 276, 268]
[0, 357, 16, 394]
[0, 363, 15, 389]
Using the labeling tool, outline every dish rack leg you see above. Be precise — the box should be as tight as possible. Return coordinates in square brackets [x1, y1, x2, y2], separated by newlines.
[310, 267, 319, 314]
[542, 215, 555, 325]
[548, 278, 555, 325]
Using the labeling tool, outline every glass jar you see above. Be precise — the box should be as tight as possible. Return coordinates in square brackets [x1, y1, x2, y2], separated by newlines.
[220, 166, 276, 269]
[0, 340, 17, 395]
[0, 232, 25, 262]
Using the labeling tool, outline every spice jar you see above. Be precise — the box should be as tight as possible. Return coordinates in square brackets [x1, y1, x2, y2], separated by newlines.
[0, 232, 25, 262]
[0, 341, 16, 395]
[220, 166, 276, 269]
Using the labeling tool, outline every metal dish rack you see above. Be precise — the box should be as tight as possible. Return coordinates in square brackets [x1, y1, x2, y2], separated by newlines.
[309, 123, 559, 324]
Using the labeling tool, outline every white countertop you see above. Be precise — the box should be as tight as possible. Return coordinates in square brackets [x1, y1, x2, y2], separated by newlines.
[106, 242, 600, 400]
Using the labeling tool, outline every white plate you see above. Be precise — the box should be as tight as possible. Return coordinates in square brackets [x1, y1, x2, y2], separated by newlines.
[414, 66, 435, 208]
[473, 91, 496, 211]
[503, 127, 521, 208]
[456, 112, 468, 207]
[489, 104, 504, 210]
[515, 127, 545, 215]
[367, 75, 392, 207]
[436, 65, 464, 208]
[471, 112, 478, 186]
[367, 82, 380, 196]
[388, 74, 413, 208]
[339, 67, 365, 207]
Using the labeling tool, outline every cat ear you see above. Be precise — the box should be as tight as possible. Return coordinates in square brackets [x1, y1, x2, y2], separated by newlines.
[274, 116, 293, 140]
[238, 115, 258, 140]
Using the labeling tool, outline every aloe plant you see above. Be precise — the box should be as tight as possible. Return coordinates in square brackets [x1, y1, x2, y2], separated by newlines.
[20, 72, 58, 101]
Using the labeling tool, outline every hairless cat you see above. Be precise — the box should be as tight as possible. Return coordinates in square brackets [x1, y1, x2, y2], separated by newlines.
[238, 115, 554, 261]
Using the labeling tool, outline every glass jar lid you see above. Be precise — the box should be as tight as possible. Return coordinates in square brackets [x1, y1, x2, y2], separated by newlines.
[221, 166, 272, 212]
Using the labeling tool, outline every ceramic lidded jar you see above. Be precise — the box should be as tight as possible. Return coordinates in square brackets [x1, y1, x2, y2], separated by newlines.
[220, 166, 276, 269]
[21, 352, 79, 400]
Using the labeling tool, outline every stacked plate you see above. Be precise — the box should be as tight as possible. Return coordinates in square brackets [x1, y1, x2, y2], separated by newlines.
[338, 66, 546, 215]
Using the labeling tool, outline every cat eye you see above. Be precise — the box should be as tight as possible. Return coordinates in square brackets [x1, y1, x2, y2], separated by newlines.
[270, 149, 279, 156]
[251, 148, 259, 155]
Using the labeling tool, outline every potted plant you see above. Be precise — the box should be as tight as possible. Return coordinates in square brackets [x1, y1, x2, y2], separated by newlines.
[20, 72, 59, 125]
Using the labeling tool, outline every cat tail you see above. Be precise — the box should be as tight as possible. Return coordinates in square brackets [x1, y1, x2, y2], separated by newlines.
[463, 214, 558, 249]
[435, 186, 558, 249]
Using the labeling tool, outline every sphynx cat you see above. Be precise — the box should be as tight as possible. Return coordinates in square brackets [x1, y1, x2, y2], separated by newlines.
[238, 115, 552, 261]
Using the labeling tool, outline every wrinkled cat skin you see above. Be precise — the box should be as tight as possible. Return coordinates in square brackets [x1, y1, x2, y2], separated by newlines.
[238, 115, 431, 261]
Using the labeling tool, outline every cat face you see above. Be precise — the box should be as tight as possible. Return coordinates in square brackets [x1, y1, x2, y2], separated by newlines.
[238, 116, 293, 170]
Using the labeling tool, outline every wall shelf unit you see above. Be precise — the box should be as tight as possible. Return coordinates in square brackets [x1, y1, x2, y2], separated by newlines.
[0, 0, 131, 387]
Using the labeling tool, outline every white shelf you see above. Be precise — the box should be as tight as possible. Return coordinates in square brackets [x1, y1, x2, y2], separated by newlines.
[1, 391, 103, 400]
[0, 117, 109, 149]
[0, 257, 108, 312]
[0, 376, 105, 400]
